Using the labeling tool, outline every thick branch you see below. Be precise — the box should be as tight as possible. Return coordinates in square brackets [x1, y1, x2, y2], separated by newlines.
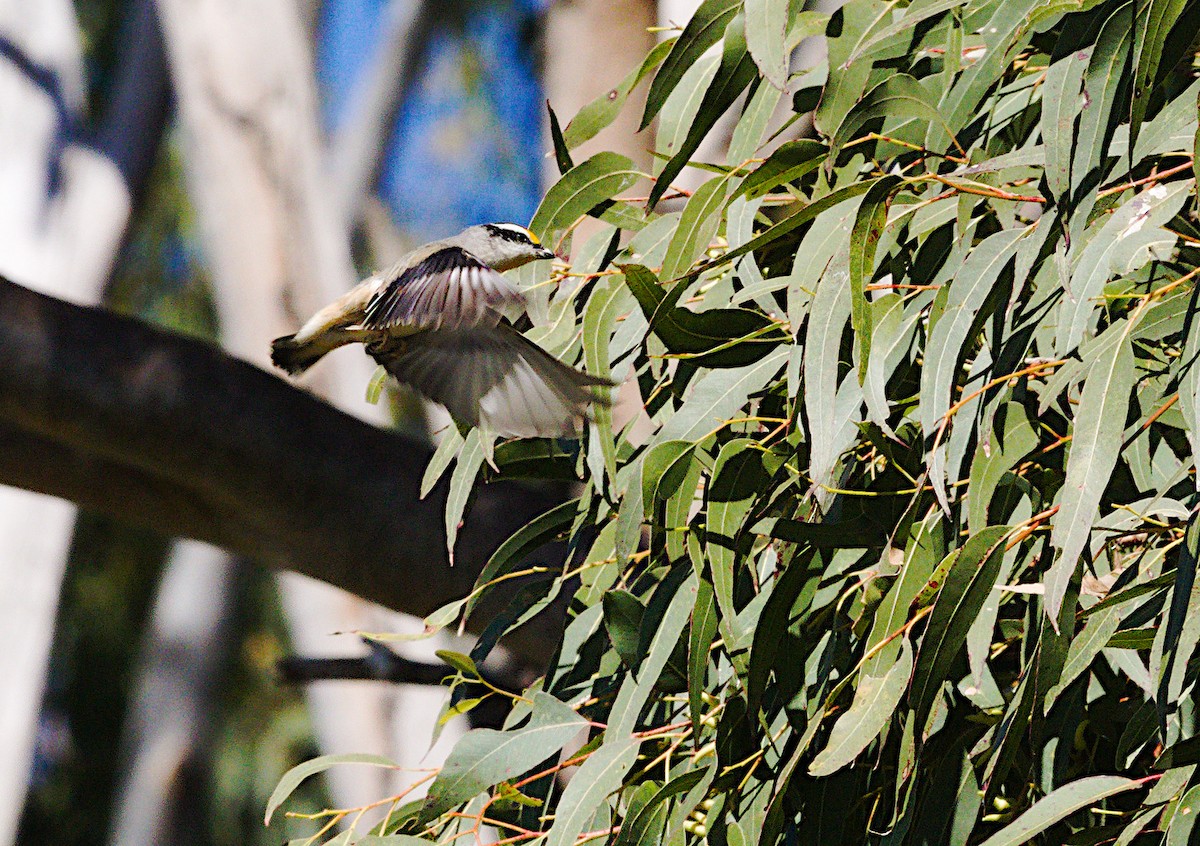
[0, 276, 562, 664]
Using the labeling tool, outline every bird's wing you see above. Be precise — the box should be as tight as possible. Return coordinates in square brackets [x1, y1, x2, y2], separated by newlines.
[362, 246, 525, 331]
[372, 324, 614, 438]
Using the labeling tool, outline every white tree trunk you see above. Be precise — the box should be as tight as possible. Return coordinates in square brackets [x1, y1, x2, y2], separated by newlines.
[0, 5, 133, 843]
[150, 0, 452, 820]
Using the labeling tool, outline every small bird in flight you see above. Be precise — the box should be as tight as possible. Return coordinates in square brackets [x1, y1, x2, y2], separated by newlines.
[271, 223, 613, 437]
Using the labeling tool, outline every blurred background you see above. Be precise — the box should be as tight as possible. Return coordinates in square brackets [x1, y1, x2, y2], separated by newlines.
[0, 0, 685, 843]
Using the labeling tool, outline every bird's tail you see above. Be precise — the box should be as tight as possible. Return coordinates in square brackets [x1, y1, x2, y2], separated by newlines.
[271, 334, 330, 375]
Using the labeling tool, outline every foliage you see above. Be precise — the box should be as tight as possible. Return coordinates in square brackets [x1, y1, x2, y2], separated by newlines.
[276, 0, 1200, 843]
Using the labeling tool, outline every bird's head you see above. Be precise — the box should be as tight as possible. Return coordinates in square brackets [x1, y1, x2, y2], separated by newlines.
[458, 223, 556, 271]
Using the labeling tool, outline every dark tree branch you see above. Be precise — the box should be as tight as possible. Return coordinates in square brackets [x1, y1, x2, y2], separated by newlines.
[0, 275, 562, 666]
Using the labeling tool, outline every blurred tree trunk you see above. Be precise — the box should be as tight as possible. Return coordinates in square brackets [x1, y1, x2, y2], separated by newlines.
[543, 0, 658, 442]
[147, 0, 439, 825]
[0, 0, 165, 840]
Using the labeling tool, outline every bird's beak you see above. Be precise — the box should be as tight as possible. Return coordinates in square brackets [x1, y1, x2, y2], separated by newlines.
[535, 247, 556, 261]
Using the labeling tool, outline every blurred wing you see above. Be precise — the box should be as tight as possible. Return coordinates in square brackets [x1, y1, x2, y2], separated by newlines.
[363, 247, 525, 331]
[373, 324, 614, 438]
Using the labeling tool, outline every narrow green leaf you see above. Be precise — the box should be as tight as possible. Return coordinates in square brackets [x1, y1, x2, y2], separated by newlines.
[844, 0, 967, 65]
[622, 264, 787, 367]
[1071, 4, 1133, 204]
[706, 438, 765, 645]
[1166, 786, 1200, 845]
[661, 176, 731, 281]
[809, 637, 912, 775]
[830, 74, 959, 156]
[445, 430, 485, 564]
[604, 590, 646, 669]
[689, 579, 718, 728]
[976, 776, 1141, 846]
[967, 403, 1039, 534]
[803, 252, 862, 495]
[649, 16, 759, 207]
[531, 152, 641, 244]
[564, 38, 674, 149]
[583, 273, 631, 483]
[266, 753, 397, 824]
[422, 693, 587, 820]
[657, 347, 788, 442]
[735, 139, 825, 200]
[609, 574, 700, 736]
[744, 0, 789, 89]
[1046, 319, 1139, 622]
[616, 768, 710, 846]
[465, 498, 577, 617]
[1159, 512, 1200, 721]
[911, 526, 1010, 719]
[1040, 51, 1088, 202]
[919, 226, 1028, 505]
[545, 738, 639, 846]
[436, 650, 479, 678]
[727, 78, 783, 164]
[642, 0, 742, 128]
[1129, 0, 1189, 159]
[421, 427, 465, 499]
[849, 175, 902, 380]
[547, 102, 575, 174]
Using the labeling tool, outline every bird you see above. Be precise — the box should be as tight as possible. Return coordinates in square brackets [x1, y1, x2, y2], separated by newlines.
[271, 223, 614, 437]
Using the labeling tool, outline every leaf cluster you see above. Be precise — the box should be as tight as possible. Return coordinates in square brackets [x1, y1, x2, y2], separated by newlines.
[274, 1, 1200, 843]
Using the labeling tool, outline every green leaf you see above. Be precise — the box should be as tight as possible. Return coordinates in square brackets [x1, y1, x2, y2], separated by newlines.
[465, 498, 578, 617]
[649, 16, 759, 207]
[609, 573, 700, 736]
[727, 79, 783, 164]
[1071, 4, 1133, 203]
[657, 347, 788, 442]
[863, 514, 945, 678]
[967, 403, 1039, 534]
[830, 74, 959, 156]
[604, 590, 646, 669]
[583, 273, 631, 483]
[1046, 317, 1139, 622]
[707, 438, 768, 626]
[1129, 0, 1190, 159]
[849, 175, 903, 380]
[616, 769, 710, 846]
[445, 430, 486, 564]
[976, 776, 1141, 846]
[421, 427, 465, 499]
[744, 0, 789, 89]
[642, 0, 742, 128]
[695, 178, 880, 276]
[1165, 785, 1200, 845]
[919, 226, 1028, 485]
[911, 526, 1010, 719]
[436, 650, 479, 678]
[809, 637, 912, 775]
[932, 0, 1045, 143]
[734, 139, 825, 199]
[622, 264, 787, 368]
[564, 38, 674, 149]
[266, 753, 397, 824]
[803, 251, 861, 495]
[547, 102, 575, 174]
[421, 693, 587, 820]
[843, 0, 967, 66]
[1057, 181, 1189, 355]
[661, 176, 731, 281]
[689, 579, 718, 727]
[545, 738, 640, 846]
[1040, 51, 1088, 202]
[531, 152, 641, 244]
